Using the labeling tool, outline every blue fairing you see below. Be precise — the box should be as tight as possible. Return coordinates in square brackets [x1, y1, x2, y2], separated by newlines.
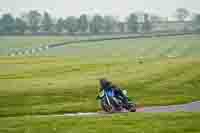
[106, 89, 115, 97]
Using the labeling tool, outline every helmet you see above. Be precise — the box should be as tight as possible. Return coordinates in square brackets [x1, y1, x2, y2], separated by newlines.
[99, 78, 112, 90]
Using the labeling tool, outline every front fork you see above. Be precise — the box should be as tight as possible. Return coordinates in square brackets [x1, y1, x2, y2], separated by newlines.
[105, 93, 111, 106]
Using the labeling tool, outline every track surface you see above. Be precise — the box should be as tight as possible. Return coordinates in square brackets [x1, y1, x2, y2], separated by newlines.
[59, 101, 200, 117]
[2, 102, 200, 118]
[137, 101, 200, 113]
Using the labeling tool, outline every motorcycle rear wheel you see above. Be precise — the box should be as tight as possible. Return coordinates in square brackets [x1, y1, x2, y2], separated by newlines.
[128, 103, 137, 112]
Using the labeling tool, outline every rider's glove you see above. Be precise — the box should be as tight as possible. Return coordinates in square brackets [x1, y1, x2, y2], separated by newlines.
[96, 95, 100, 100]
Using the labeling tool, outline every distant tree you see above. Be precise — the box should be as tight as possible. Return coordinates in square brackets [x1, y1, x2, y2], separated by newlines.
[194, 14, 200, 24]
[42, 12, 53, 32]
[0, 13, 15, 33]
[55, 18, 65, 33]
[142, 13, 152, 32]
[103, 16, 117, 33]
[64, 16, 79, 34]
[193, 14, 200, 31]
[78, 14, 89, 33]
[127, 13, 138, 33]
[90, 15, 104, 34]
[15, 17, 27, 34]
[25, 10, 42, 33]
[149, 15, 163, 31]
[175, 8, 190, 21]
[0, 18, 2, 32]
[118, 22, 125, 33]
[150, 15, 162, 23]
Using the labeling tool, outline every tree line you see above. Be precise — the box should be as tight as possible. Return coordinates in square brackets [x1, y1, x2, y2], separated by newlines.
[0, 8, 200, 35]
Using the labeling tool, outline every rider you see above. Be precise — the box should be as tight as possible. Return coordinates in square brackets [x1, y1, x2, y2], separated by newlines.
[97, 78, 130, 107]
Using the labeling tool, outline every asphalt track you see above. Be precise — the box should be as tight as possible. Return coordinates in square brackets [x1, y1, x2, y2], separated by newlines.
[2, 100, 200, 118]
[137, 101, 200, 113]
[58, 101, 200, 117]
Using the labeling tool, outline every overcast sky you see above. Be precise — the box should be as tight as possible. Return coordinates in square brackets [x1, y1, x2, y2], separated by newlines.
[0, 0, 199, 20]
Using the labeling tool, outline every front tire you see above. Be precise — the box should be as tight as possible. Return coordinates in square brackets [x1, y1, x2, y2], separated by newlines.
[101, 99, 114, 113]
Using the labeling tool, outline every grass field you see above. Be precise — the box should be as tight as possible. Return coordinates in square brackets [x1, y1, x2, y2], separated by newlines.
[0, 35, 200, 132]
[40, 35, 200, 58]
[0, 113, 200, 133]
[0, 56, 200, 117]
[1, 35, 200, 58]
[0, 36, 67, 55]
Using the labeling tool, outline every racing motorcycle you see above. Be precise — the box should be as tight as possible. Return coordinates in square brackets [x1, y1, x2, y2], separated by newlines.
[97, 89, 136, 113]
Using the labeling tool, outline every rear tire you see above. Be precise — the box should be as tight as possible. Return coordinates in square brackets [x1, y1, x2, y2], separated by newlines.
[128, 103, 137, 112]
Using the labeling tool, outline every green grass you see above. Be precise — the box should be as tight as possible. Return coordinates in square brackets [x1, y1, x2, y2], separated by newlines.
[0, 57, 200, 117]
[0, 36, 72, 55]
[0, 112, 200, 133]
[38, 35, 200, 58]
[0, 35, 200, 117]
[1, 35, 200, 57]
[1, 35, 200, 133]
[0, 36, 77, 49]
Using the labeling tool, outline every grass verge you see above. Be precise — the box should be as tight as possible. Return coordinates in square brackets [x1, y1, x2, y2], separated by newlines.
[0, 112, 199, 133]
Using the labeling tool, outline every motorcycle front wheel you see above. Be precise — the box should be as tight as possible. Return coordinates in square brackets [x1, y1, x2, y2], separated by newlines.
[100, 99, 114, 113]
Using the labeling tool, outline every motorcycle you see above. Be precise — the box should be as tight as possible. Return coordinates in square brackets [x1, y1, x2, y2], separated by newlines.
[97, 89, 136, 113]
